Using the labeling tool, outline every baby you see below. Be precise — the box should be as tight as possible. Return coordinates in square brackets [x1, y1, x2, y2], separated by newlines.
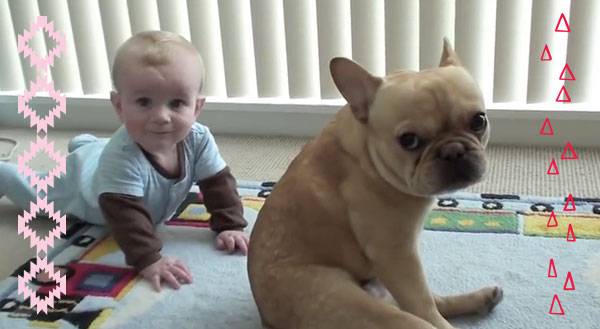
[0, 30, 248, 292]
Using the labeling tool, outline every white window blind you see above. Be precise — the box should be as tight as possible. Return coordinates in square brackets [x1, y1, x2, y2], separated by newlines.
[1, 0, 599, 142]
[1, 0, 599, 104]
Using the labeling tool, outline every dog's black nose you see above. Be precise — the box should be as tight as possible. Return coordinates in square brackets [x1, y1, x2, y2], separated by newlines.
[438, 142, 466, 161]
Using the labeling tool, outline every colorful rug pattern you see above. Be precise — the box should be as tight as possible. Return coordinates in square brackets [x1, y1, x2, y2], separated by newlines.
[0, 181, 599, 328]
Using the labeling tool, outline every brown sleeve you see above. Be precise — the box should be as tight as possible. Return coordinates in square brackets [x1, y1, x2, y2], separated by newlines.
[99, 193, 162, 272]
[198, 166, 247, 232]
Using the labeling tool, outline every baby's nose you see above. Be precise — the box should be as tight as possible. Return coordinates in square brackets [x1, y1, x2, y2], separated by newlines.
[151, 106, 171, 123]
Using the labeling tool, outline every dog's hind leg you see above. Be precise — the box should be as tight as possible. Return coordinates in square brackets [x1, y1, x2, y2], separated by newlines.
[361, 279, 502, 320]
[434, 286, 503, 318]
[257, 266, 438, 329]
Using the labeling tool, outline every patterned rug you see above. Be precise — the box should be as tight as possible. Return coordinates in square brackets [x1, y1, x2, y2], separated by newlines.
[0, 181, 599, 328]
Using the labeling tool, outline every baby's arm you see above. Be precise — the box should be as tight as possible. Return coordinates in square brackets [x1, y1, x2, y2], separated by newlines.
[198, 167, 249, 253]
[99, 193, 193, 291]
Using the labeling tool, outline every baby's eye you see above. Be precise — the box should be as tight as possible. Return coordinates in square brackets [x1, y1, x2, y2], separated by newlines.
[169, 99, 185, 109]
[136, 97, 151, 107]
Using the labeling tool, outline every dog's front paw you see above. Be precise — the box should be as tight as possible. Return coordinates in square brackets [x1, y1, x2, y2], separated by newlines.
[479, 286, 503, 315]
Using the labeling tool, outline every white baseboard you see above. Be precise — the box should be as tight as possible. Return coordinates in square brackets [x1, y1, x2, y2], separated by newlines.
[1, 95, 599, 147]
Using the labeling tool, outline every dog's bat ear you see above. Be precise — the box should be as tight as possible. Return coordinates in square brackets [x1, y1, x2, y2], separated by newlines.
[330, 57, 382, 124]
[439, 38, 462, 67]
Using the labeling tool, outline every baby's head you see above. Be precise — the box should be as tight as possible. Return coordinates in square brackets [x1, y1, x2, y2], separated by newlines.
[111, 31, 205, 93]
[110, 31, 206, 155]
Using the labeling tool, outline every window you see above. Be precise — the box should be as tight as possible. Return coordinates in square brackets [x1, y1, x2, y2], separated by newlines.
[1, 0, 598, 145]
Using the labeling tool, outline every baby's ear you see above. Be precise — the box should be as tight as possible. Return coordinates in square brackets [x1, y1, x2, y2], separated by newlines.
[110, 91, 124, 122]
[195, 97, 205, 117]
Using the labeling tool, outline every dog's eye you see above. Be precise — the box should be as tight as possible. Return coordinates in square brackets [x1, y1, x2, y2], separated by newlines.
[470, 112, 487, 132]
[398, 133, 420, 151]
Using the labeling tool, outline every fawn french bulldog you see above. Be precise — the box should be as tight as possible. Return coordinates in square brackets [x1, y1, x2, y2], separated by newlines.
[248, 39, 502, 329]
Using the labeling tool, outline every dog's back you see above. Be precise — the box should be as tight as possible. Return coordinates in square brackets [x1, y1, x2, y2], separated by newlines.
[248, 108, 376, 327]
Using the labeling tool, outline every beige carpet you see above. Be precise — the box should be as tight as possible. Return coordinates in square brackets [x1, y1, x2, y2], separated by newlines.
[1, 128, 599, 279]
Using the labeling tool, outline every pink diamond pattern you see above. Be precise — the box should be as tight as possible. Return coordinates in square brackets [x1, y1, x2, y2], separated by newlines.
[17, 74, 67, 133]
[16, 15, 68, 314]
[17, 196, 66, 254]
[17, 257, 66, 314]
[17, 16, 66, 72]
[17, 135, 66, 194]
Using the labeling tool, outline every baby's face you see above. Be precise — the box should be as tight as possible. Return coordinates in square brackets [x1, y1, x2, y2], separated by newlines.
[111, 48, 203, 155]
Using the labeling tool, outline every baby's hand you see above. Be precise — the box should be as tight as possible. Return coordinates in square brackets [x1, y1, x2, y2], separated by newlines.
[139, 256, 193, 292]
[215, 230, 249, 255]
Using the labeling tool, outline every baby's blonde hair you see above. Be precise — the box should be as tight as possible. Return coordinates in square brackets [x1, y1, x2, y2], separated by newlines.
[111, 30, 205, 92]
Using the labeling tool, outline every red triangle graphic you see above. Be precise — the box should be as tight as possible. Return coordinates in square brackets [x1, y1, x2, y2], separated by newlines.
[561, 141, 578, 160]
[563, 271, 575, 290]
[539, 117, 554, 136]
[555, 13, 571, 32]
[548, 258, 557, 277]
[549, 294, 565, 315]
[547, 211, 559, 228]
[559, 63, 576, 81]
[564, 194, 576, 211]
[555, 86, 571, 102]
[566, 223, 577, 242]
[541, 44, 552, 61]
[547, 159, 559, 175]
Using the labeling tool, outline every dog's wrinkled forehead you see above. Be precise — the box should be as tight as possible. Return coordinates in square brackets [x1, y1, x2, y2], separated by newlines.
[370, 66, 484, 131]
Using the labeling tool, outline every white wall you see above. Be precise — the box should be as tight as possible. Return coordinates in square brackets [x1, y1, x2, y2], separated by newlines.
[1, 95, 598, 147]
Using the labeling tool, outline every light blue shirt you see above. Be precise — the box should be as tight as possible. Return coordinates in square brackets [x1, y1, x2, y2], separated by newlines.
[49, 123, 226, 225]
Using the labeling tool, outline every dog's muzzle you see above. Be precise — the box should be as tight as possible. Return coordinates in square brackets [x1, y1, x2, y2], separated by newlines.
[436, 141, 486, 189]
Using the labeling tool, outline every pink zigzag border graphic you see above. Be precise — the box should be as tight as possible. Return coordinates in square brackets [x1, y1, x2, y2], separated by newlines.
[16, 15, 68, 313]
[17, 74, 67, 133]
[17, 16, 66, 72]
[17, 135, 66, 194]
[17, 196, 67, 254]
[17, 257, 66, 314]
